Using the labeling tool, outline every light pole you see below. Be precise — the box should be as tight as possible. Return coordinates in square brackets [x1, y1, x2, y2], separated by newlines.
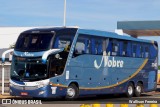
[63, 0, 66, 27]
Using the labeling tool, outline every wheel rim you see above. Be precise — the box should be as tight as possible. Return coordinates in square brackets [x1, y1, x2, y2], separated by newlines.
[128, 86, 133, 95]
[67, 87, 75, 98]
[136, 85, 141, 93]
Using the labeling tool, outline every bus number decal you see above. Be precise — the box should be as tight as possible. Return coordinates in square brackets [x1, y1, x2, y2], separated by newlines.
[51, 87, 57, 94]
[66, 71, 70, 79]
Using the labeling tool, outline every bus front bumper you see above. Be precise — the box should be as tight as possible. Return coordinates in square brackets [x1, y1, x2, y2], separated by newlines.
[10, 85, 67, 98]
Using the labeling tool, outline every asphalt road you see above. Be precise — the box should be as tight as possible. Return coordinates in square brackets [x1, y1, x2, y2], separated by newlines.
[1, 92, 160, 107]
[1, 86, 160, 107]
[1, 104, 160, 107]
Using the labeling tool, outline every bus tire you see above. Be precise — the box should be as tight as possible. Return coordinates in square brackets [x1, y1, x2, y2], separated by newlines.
[66, 84, 79, 100]
[134, 82, 143, 97]
[126, 82, 134, 98]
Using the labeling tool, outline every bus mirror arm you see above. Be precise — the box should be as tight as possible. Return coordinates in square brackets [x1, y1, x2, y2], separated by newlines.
[42, 48, 64, 64]
[2, 49, 14, 64]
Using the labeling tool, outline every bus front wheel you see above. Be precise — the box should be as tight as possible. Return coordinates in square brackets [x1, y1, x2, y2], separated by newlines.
[134, 82, 143, 97]
[66, 84, 79, 100]
[126, 82, 134, 98]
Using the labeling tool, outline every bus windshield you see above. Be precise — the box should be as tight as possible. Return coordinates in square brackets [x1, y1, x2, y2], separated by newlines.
[15, 33, 54, 52]
[11, 60, 48, 81]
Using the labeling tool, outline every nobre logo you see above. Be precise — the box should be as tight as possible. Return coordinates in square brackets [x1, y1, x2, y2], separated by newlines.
[23, 52, 34, 56]
[94, 56, 124, 69]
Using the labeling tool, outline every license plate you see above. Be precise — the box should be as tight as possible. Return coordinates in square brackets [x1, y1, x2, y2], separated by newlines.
[21, 92, 28, 96]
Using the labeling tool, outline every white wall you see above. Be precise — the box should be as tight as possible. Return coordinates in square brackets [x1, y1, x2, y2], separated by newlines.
[0, 27, 36, 48]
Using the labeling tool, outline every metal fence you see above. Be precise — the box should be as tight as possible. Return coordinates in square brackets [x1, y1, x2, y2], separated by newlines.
[0, 64, 11, 93]
[0, 65, 11, 80]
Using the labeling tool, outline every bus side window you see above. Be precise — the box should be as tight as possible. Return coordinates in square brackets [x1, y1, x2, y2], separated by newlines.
[122, 41, 127, 56]
[150, 45, 157, 59]
[53, 35, 72, 49]
[74, 42, 85, 54]
[136, 43, 141, 58]
[74, 35, 91, 56]
[144, 46, 149, 58]
[85, 39, 90, 54]
[132, 43, 137, 57]
[54, 37, 59, 48]
[141, 45, 144, 58]
[119, 41, 123, 56]
[91, 37, 103, 55]
[96, 39, 103, 55]
[111, 40, 119, 56]
[104, 38, 109, 55]
[106, 39, 112, 56]
[127, 42, 131, 57]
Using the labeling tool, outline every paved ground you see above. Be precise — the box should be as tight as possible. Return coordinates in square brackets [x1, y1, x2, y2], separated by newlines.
[0, 104, 159, 107]
[0, 92, 160, 106]
[1, 92, 160, 107]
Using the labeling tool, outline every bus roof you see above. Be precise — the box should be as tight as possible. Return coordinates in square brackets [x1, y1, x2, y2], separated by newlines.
[78, 28, 154, 44]
[20, 27, 154, 44]
[21, 27, 78, 34]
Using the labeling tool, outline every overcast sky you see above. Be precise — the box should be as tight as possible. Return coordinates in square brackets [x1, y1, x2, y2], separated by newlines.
[0, 0, 160, 62]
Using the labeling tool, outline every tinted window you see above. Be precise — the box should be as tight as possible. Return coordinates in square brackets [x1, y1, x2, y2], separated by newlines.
[74, 35, 91, 55]
[53, 35, 72, 49]
[150, 45, 157, 59]
[132, 43, 137, 57]
[144, 46, 149, 58]
[15, 33, 53, 51]
[140, 45, 144, 58]
[91, 37, 103, 55]
[111, 40, 119, 56]
[136, 44, 141, 58]
[122, 41, 127, 56]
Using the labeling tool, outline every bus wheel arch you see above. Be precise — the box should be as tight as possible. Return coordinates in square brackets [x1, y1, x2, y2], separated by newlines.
[66, 82, 79, 100]
[126, 81, 135, 98]
[134, 81, 143, 97]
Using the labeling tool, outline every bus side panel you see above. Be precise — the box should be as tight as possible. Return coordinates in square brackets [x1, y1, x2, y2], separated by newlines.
[148, 71, 156, 90]
[68, 55, 147, 96]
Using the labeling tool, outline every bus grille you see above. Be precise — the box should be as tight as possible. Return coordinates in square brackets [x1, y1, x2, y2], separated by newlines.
[12, 85, 38, 90]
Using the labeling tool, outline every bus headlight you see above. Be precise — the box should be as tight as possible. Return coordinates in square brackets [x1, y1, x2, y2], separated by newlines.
[37, 82, 48, 88]
[37, 79, 49, 88]
[38, 84, 45, 88]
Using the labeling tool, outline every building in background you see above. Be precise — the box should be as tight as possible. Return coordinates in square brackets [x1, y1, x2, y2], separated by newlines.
[0, 27, 37, 49]
[0, 26, 54, 62]
[0, 26, 55, 48]
[0, 27, 36, 63]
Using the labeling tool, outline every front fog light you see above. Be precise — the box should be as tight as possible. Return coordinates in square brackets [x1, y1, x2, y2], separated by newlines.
[39, 91, 45, 95]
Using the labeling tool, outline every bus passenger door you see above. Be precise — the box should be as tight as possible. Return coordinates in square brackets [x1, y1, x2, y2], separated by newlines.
[69, 58, 83, 80]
